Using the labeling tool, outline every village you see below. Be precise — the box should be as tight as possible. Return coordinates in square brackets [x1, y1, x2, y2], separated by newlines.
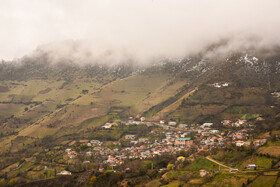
[58, 116, 267, 175]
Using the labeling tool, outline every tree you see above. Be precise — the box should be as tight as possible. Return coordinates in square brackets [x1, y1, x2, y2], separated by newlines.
[167, 164, 174, 170]
[7, 178, 16, 187]
[90, 176, 97, 187]
[0, 179, 6, 187]
[271, 134, 277, 142]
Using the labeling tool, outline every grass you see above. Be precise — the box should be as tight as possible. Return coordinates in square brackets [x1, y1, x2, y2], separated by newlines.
[258, 140, 280, 157]
[75, 73, 175, 115]
[169, 104, 227, 123]
[258, 146, 280, 157]
[263, 171, 278, 175]
[275, 177, 280, 186]
[20, 126, 59, 138]
[252, 176, 277, 187]
[8, 162, 35, 178]
[0, 103, 26, 119]
[241, 113, 261, 120]
[162, 181, 181, 187]
[145, 179, 161, 187]
[188, 178, 204, 185]
[166, 171, 189, 180]
[239, 156, 275, 170]
[188, 158, 219, 171]
[207, 173, 256, 187]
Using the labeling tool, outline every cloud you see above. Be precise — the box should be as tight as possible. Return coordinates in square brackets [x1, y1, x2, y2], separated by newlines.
[0, 0, 280, 64]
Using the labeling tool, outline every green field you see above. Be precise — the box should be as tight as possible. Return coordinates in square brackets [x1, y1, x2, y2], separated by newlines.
[252, 176, 277, 187]
[188, 158, 220, 171]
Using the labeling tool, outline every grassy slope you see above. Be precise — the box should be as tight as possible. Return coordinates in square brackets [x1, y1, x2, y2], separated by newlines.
[168, 84, 274, 123]
[0, 71, 187, 154]
[258, 140, 280, 157]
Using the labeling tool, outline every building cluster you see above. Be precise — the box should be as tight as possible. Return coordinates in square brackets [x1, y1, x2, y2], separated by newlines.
[60, 116, 267, 168]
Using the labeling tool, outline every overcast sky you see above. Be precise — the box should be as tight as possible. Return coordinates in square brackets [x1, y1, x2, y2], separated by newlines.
[1, 0, 280, 63]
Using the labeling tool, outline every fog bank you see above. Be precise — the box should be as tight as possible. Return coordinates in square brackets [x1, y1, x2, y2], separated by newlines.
[1, 0, 280, 64]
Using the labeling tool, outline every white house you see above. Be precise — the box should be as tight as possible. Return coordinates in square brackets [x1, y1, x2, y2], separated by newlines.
[58, 170, 72, 175]
[235, 140, 245, 147]
[200, 170, 208, 177]
[203, 123, 213, 128]
[125, 135, 136, 140]
[209, 130, 219, 134]
[222, 83, 229, 87]
[168, 121, 177, 126]
[179, 124, 188, 128]
[247, 164, 257, 169]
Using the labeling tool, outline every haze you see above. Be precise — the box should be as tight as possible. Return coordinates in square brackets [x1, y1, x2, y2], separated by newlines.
[1, 0, 280, 64]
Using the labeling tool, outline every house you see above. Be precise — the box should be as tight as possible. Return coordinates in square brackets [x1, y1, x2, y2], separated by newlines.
[229, 168, 238, 172]
[102, 123, 112, 129]
[202, 123, 213, 128]
[201, 131, 210, 136]
[175, 138, 193, 147]
[222, 83, 229, 87]
[140, 117, 145, 122]
[125, 135, 136, 140]
[138, 138, 149, 143]
[271, 92, 280, 97]
[213, 83, 221, 88]
[58, 170, 72, 175]
[234, 133, 244, 140]
[86, 151, 92, 156]
[209, 130, 219, 134]
[107, 157, 116, 163]
[253, 139, 267, 146]
[90, 140, 102, 145]
[235, 140, 245, 147]
[102, 123, 118, 129]
[210, 137, 217, 142]
[181, 132, 191, 138]
[238, 119, 246, 125]
[65, 148, 71, 152]
[246, 164, 257, 169]
[244, 141, 251, 146]
[68, 151, 78, 158]
[168, 121, 177, 126]
[166, 132, 172, 137]
[131, 140, 138, 144]
[222, 120, 232, 126]
[256, 117, 264, 121]
[200, 170, 208, 177]
[179, 124, 188, 128]
[166, 142, 173, 146]
[146, 122, 154, 127]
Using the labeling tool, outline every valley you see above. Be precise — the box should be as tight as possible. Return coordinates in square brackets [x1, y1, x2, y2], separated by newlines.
[0, 49, 280, 186]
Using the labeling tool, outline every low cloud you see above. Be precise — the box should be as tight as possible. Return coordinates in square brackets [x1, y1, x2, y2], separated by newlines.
[1, 0, 280, 64]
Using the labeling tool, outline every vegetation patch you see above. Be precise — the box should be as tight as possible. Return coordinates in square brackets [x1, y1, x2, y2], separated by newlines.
[188, 158, 219, 171]
[0, 85, 9, 92]
[252, 175, 277, 187]
[39, 87, 52, 94]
